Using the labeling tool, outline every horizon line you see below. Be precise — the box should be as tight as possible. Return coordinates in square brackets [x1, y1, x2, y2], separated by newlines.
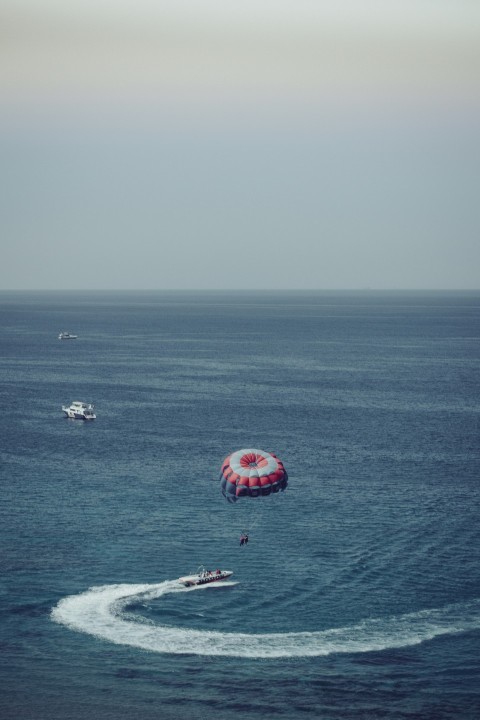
[1, 288, 479, 294]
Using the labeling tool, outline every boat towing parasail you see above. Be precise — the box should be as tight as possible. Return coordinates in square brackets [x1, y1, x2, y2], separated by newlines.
[178, 566, 233, 587]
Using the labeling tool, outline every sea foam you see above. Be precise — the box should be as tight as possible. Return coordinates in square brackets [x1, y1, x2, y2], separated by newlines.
[51, 581, 480, 658]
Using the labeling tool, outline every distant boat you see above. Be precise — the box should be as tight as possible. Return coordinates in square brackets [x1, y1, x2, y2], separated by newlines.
[62, 402, 96, 420]
[58, 332, 78, 340]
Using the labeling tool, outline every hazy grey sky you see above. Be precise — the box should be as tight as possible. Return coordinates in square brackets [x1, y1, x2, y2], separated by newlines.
[1, 0, 479, 290]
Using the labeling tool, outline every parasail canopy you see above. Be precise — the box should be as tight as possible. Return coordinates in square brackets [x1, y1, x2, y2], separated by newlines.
[220, 448, 288, 503]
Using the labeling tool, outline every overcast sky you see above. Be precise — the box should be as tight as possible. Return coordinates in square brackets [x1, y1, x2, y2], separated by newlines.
[1, 0, 479, 290]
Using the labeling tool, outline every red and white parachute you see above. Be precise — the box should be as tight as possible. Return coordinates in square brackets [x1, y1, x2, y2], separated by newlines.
[220, 448, 288, 503]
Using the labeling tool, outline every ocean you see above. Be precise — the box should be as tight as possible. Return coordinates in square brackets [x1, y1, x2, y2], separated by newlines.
[0, 290, 479, 720]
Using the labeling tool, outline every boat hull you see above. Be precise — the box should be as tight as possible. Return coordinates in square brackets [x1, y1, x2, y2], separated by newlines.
[63, 411, 95, 420]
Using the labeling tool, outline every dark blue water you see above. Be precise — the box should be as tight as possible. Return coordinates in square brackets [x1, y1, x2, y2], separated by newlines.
[1, 290, 479, 719]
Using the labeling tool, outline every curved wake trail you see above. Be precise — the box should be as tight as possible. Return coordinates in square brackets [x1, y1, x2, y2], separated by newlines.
[51, 581, 480, 658]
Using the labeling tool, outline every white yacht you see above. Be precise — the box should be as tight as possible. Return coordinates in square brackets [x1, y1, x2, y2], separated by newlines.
[178, 567, 233, 587]
[58, 332, 78, 340]
[62, 402, 96, 420]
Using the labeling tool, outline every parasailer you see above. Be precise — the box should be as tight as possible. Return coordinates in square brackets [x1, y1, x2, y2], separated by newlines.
[220, 448, 288, 503]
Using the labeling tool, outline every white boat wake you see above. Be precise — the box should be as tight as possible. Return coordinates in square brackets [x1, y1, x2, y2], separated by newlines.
[51, 581, 480, 658]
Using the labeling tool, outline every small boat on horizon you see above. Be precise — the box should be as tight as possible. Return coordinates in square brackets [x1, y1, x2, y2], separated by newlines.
[62, 402, 96, 420]
[58, 332, 78, 340]
[178, 566, 233, 587]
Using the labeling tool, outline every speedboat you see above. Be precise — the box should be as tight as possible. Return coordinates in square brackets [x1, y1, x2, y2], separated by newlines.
[58, 332, 78, 340]
[178, 566, 233, 587]
[62, 401, 96, 420]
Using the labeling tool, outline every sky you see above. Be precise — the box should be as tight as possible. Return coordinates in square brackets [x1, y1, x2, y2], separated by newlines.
[1, 0, 480, 290]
